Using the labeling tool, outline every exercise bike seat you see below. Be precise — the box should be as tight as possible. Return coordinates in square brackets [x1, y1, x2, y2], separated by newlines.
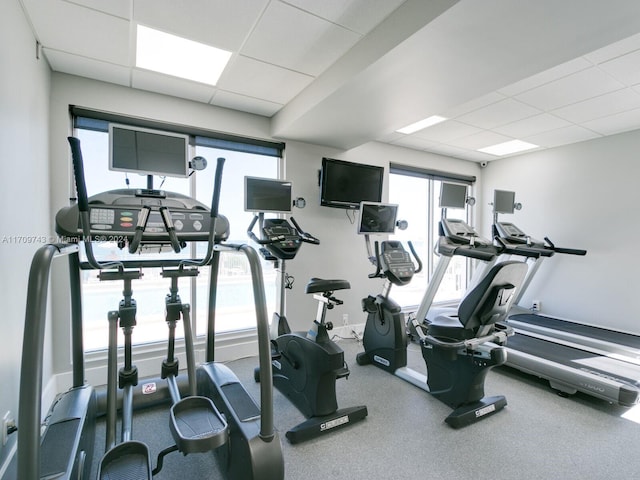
[305, 278, 350, 294]
[428, 261, 527, 342]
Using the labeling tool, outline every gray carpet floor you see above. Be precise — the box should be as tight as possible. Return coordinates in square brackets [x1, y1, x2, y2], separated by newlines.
[87, 338, 640, 480]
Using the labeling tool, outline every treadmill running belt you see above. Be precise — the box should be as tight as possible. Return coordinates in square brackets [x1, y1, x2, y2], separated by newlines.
[506, 333, 640, 387]
[511, 313, 640, 350]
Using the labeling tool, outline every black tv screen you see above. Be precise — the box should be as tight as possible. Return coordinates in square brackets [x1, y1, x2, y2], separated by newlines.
[358, 202, 398, 235]
[494, 189, 516, 214]
[244, 176, 292, 213]
[320, 157, 384, 209]
[439, 182, 467, 209]
[109, 124, 189, 178]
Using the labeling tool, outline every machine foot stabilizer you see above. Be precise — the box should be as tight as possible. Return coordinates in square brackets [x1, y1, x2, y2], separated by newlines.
[444, 395, 507, 428]
[285, 405, 368, 444]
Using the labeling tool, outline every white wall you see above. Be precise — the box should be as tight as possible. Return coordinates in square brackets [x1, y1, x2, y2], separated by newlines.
[48, 74, 480, 377]
[480, 130, 640, 334]
[281, 140, 480, 332]
[0, 0, 51, 472]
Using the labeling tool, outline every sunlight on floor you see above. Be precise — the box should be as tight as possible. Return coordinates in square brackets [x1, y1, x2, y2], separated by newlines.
[621, 404, 640, 424]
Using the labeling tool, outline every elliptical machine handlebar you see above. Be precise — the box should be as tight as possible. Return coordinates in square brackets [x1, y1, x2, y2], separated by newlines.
[180, 156, 225, 268]
[68, 136, 123, 271]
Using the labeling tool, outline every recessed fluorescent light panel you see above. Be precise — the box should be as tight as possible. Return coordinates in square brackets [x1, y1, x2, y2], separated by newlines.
[136, 25, 232, 86]
[396, 115, 447, 134]
[478, 139, 539, 156]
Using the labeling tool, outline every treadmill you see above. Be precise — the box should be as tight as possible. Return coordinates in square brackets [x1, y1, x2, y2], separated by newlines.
[492, 190, 640, 406]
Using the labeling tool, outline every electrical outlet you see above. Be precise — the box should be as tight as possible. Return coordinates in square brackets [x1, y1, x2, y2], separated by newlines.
[2, 411, 14, 446]
[532, 300, 541, 312]
[342, 313, 349, 326]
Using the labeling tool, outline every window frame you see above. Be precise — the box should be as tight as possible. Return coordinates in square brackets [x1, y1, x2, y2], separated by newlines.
[389, 164, 476, 309]
[71, 109, 284, 354]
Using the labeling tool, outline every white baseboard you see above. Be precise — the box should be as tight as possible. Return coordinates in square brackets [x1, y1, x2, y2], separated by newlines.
[0, 442, 16, 480]
[330, 323, 365, 342]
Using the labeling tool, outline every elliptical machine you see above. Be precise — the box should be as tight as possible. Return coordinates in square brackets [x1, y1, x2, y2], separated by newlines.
[17, 137, 284, 480]
[246, 177, 367, 443]
[356, 201, 528, 427]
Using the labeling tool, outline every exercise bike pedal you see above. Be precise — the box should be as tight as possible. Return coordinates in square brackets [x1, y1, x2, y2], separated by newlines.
[169, 396, 229, 454]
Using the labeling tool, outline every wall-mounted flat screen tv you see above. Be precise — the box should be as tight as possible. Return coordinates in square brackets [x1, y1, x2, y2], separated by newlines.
[109, 123, 190, 178]
[320, 157, 384, 209]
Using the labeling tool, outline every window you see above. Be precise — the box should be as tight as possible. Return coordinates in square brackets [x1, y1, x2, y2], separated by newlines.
[73, 115, 282, 351]
[389, 166, 474, 309]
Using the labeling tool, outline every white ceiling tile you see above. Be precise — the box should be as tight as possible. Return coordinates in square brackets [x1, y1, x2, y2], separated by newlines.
[598, 49, 640, 86]
[133, 0, 268, 52]
[552, 88, 640, 123]
[391, 136, 438, 150]
[524, 125, 601, 148]
[411, 120, 482, 142]
[456, 99, 541, 130]
[22, 0, 131, 65]
[241, 1, 361, 76]
[376, 131, 405, 143]
[131, 68, 216, 103]
[217, 55, 314, 105]
[425, 144, 494, 162]
[443, 92, 506, 118]
[497, 57, 592, 97]
[492, 113, 572, 138]
[584, 32, 640, 64]
[211, 91, 283, 117]
[581, 108, 640, 136]
[282, 0, 405, 34]
[516, 67, 625, 111]
[44, 48, 131, 86]
[66, 0, 132, 19]
[448, 131, 512, 151]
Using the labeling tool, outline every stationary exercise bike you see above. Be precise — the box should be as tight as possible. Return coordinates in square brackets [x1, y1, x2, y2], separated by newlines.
[356, 202, 527, 427]
[246, 179, 367, 443]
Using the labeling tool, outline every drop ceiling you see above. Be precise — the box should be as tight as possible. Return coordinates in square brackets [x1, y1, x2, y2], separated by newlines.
[19, 0, 640, 163]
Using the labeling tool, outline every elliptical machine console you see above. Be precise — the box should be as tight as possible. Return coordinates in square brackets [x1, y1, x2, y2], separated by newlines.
[246, 177, 367, 444]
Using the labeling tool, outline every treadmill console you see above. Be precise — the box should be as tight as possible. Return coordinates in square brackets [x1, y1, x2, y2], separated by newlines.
[495, 221, 527, 242]
[380, 241, 415, 286]
[441, 218, 491, 246]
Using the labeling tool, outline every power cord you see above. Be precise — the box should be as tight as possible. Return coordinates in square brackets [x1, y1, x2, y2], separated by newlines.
[284, 273, 294, 290]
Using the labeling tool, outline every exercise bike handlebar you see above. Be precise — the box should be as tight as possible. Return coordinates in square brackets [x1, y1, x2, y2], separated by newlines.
[290, 216, 320, 245]
[368, 239, 422, 279]
[246, 215, 271, 245]
[368, 241, 383, 278]
[407, 240, 423, 274]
